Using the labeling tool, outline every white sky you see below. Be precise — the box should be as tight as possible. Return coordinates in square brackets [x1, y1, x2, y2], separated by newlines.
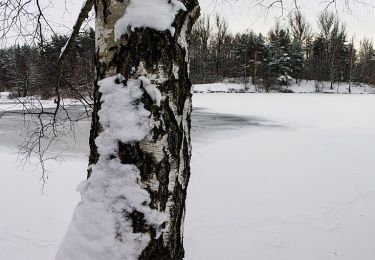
[198, 0, 375, 41]
[49, 0, 375, 42]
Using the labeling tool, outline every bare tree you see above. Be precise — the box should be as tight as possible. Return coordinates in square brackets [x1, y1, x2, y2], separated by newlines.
[190, 15, 212, 82]
[357, 38, 375, 84]
[214, 14, 229, 76]
[0, 0, 94, 182]
[0, 0, 56, 47]
[56, 0, 200, 259]
[196, 15, 211, 55]
[317, 10, 344, 89]
[252, 0, 373, 14]
[2, 0, 200, 258]
[288, 10, 311, 45]
[348, 36, 355, 93]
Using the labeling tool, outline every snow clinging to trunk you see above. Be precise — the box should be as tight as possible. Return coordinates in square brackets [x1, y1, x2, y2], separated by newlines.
[56, 75, 166, 259]
[58, 0, 200, 257]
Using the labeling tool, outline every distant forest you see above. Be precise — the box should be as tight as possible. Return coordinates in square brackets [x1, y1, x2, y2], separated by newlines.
[0, 29, 95, 98]
[1, 10, 375, 97]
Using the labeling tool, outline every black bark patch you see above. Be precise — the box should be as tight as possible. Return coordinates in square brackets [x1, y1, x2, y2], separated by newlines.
[139, 236, 171, 260]
[130, 211, 147, 233]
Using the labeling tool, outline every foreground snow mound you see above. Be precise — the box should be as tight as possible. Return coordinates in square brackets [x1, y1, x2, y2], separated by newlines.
[56, 75, 166, 260]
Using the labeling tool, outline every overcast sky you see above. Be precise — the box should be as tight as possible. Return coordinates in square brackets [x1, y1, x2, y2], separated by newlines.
[198, 0, 375, 41]
[50, 0, 375, 42]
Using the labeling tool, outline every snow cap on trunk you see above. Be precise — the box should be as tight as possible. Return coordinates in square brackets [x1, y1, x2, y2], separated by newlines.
[114, 0, 186, 40]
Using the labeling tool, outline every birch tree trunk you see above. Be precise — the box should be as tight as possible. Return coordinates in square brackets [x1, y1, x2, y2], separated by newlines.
[57, 0, 199, 259]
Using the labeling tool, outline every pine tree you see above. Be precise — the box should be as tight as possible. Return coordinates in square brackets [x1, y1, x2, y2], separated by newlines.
[267, 25, 293, 85]
[289, 39, 304, 81]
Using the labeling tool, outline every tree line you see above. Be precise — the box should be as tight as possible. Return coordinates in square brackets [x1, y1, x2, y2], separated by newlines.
[1, 11, 375, 97]
[0, 29, 95, 98]
[190, 11, 375, 92]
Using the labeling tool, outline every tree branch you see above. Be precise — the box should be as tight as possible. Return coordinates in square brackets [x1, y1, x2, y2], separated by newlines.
[58, 0, 95, 65]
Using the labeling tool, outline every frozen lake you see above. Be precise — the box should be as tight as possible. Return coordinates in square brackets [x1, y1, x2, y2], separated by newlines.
[1, 94, 375, 260]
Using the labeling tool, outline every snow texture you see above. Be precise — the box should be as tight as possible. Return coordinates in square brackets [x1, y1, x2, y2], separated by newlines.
[94, 75, 151, 155]
[0, 92, 81, 112]
[56, 74, 166, 260]
[1, 94, 375, 259]
[133, 62, 164, 106]
[59, 38, 69, 59]
[114, 0, 186, 40]
[140, 76, 162, 106]
[185, 93, 375, 260]
[193, 80, 375, 94]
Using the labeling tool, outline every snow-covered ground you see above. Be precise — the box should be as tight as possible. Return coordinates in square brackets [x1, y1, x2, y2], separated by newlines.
[1, 94, 375, 259]
[193, 80, 375, 94]
[186, 94, 375, 260]
[0, 92, 82, 112]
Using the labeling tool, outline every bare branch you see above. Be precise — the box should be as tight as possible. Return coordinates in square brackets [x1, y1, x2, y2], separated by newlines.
[251, 0, 374, 18]
[0, 0, 94, 183]
[58, 0, 95, 65]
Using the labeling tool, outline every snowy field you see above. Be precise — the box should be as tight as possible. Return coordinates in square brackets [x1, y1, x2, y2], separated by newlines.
[1, 93, 375, 259]
[0, 92, 81, 112]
